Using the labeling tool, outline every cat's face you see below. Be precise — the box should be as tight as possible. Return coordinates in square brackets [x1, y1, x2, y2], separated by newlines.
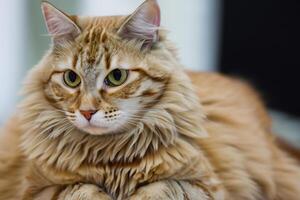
[39, 0, 169, 136]
[44, 34, 166, 135]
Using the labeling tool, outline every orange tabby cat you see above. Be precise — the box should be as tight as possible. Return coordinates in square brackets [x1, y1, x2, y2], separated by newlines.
[0, 0, 299, 199]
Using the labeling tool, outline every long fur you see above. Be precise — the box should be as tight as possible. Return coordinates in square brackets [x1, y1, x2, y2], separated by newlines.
[0, 6, 299, 200]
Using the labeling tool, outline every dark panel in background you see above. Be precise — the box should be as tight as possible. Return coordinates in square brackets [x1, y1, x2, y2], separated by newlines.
[220, 0, 300, 116]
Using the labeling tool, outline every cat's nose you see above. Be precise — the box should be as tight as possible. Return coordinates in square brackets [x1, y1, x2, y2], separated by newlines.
[80, 110, 97, 121]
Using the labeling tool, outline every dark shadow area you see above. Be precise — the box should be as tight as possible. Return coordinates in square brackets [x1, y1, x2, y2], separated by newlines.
[219, 0, 300, 116]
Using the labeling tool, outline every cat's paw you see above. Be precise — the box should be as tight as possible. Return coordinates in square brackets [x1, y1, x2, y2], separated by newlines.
[128, 181, 212, 200]
[128, 181, 185, 200]
[59, 184, 112, 200]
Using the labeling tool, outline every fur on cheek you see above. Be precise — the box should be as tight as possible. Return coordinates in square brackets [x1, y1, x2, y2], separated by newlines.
[44, 81, 81, 111]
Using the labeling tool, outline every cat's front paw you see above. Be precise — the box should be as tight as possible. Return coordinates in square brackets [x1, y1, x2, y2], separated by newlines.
[129, 181, 212, 200]
[59, 184, 112, 200]
[129, 181, 185, 200]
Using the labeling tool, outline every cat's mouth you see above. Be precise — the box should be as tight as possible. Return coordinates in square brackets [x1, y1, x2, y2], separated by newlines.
[69, 110, 126, 136]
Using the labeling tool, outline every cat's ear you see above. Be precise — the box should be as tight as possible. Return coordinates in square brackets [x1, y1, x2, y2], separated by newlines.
[41, 2, 81, 44]
[118, 0, 161, 49]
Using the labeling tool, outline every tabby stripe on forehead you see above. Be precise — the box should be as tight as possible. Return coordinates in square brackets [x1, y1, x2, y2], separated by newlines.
[103, 45, 111, 70]
[87, 29, 101, 65]
[90, 28, 97, 43]
[84, 31, 90, 44]
[100, 28, 107, 43]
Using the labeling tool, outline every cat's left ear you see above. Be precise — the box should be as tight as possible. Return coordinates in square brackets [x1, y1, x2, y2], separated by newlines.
[41, 2, 81, 44]
[118, 0, 161, 49]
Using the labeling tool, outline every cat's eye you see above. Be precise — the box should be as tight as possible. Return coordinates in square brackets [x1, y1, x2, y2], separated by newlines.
[63, 70, 81, 88]
[104, 69, 129, 87]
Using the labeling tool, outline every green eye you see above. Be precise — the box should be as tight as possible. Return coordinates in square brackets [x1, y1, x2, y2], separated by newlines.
[105, 69, 129, 87]
[63, 70, 81, 88]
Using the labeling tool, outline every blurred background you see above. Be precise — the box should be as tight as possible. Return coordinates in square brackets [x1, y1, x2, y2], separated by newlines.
[0, 0, 299, 147]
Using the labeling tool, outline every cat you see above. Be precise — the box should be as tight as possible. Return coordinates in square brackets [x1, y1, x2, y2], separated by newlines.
[0, 0, 299, 199]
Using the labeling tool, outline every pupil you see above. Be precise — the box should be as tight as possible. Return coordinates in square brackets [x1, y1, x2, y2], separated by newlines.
[113, 69, 122, 81]
[68, 71, 77, 82]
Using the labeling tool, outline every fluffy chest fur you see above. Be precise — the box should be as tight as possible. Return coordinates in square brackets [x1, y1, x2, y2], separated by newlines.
[25, 136, 218, 199]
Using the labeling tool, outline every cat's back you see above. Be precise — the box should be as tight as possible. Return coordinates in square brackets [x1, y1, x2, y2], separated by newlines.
[189, 71, 271, 131]
[189, 72, 300, 199]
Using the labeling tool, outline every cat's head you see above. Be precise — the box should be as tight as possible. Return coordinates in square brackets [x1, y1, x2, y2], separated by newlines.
[27, 0, 180, 136]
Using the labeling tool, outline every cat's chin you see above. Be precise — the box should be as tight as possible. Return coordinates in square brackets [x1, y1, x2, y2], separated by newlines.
[78, 125, 112, 136]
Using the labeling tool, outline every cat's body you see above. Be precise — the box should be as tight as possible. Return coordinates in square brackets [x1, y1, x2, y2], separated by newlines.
[0, 1, 299, 199]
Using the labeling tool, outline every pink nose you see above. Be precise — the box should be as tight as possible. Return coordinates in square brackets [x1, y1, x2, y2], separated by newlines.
[80, 110, 97, 121]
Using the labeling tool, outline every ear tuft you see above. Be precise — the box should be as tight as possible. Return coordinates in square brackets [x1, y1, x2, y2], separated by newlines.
[118, 0, 161, 49]
[41, 2, 81, 42]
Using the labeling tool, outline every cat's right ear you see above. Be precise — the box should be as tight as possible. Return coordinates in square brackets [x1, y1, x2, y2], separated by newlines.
[41, 2, 81, 44]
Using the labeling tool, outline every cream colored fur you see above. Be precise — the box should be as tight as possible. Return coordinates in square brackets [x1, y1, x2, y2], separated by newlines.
[0, 1, 299, 200]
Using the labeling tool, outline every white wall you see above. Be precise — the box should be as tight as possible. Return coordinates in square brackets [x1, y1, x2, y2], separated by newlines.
[80, 0, 221, 71]
[0, 0, 26, 124]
